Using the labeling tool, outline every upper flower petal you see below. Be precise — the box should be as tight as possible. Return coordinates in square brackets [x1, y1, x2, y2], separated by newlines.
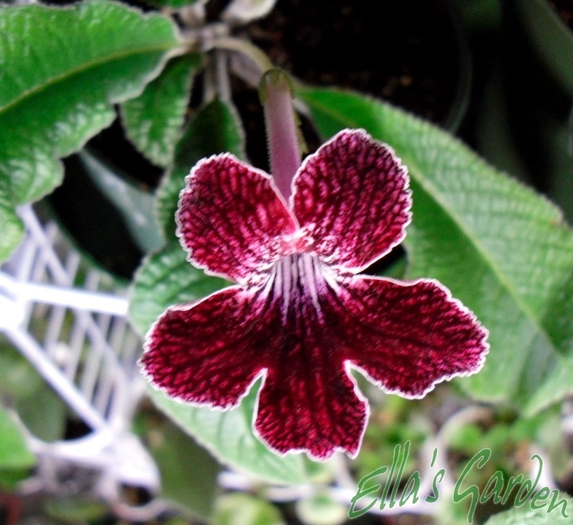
[141, 286, 269, 408]
[340, 276, 489, 397]
[292, 129, 411, 272]
[177, 154, 297, 285]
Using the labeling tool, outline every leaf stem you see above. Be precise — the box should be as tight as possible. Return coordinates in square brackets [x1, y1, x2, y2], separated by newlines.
[208, 37, 273, 75]
[215, 50, 231, 103]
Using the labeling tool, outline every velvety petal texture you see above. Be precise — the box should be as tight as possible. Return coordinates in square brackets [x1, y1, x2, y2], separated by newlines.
[142, 287, 268, 408]
[292, 130, 411, 271]
[177, 154, 297, 285]
[255, 254, 369, 459]
[340, 277, 487, 397]
[142, 129, 489, 461]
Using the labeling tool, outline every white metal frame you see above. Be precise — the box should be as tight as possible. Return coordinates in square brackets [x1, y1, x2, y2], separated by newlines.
[0, 205, 159, 498]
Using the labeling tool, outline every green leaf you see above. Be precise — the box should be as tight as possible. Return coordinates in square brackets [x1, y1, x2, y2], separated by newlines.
[139, 414, 221, 520]
[0, 468, 31, 490]
[511, 0, 573, 98]
[0, 185, 24, 263]
[215, 493, 286, 525]
[484, 491, 573, 524]
[148, 385, 309, 485]
[155, 98, 246, 240]
[121, 54, 203, 168]
[129, 241, 228, 336]
[0, 341, 67, 442]
[79, 150, 164, 254]
[297, 87, 573, 409]
[0, 0, 179, 262]
[0, 406, 35, 469]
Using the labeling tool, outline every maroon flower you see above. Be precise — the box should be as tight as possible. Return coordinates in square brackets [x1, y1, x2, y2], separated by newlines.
[141, 124, 488, 460]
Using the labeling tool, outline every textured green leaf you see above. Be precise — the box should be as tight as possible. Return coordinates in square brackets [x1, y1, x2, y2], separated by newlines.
[148, 384, 310, 485]
[297, 87, 573, 408]
[129, 241, 228, 336]
[0, 184, 24, 263]
[484, 491, 573, 524]
[121, 54, 202, 168]
[0, 0, 179, 262]
[0, 407, 35, 469]
[155, 98, 246, 240]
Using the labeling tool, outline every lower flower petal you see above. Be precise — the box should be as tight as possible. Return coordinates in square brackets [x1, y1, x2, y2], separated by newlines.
[255, 357, 367, 461]
[142, 270, 369, 460]
[341, 276, 489, 397]
[252, 255, 371, 460]
[141, 286, 269, 408]
[142, 256, 487, 460]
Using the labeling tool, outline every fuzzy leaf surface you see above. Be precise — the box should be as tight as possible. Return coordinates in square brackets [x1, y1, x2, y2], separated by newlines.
[129, 241, 227, 337]
[298, 87, 573, 409]
[0, 0, 179, 262]
[121, 54, 202, 168]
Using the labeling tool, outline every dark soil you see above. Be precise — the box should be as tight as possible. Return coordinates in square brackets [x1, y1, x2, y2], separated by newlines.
[245, 0, 463, 125]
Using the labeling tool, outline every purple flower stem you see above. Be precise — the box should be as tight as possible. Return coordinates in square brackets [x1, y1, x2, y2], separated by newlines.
[261, 70, 301, 202]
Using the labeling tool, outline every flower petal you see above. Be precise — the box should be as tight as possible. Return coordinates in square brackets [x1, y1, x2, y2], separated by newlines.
[177, 154, 297, 285]
[253, 254, 369, 460]
[255, 361, 367, 461]
[341, 276, 489, 397]
[142, 266, 368, 460]
[292, 129, 411, 272]
[141, 286, 269, 408]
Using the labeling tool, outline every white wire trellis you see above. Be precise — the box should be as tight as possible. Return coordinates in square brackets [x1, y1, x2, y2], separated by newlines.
[0, 205, 159, 496]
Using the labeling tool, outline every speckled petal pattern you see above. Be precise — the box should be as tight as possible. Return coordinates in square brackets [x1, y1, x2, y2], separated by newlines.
[292, 130, 411, 272]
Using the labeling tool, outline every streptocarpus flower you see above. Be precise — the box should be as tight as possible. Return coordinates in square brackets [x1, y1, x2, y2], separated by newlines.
[141, 72, 488, 460]
[141, 73, 488, 461]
